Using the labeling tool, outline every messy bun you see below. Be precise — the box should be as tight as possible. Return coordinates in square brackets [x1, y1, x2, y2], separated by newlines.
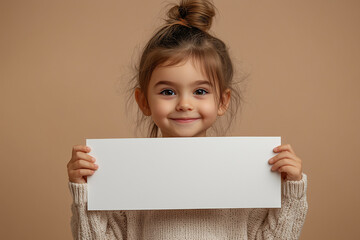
[166, 0, 216, 32]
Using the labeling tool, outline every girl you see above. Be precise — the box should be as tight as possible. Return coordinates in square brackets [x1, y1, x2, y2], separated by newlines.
[67, 0, 308, 239]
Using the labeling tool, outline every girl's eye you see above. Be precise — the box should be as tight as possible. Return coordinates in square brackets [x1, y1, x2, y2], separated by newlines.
[194, 89, 208, 95]
[160, 89, 175, 96]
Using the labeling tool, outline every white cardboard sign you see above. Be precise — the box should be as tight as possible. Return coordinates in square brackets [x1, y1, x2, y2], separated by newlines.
[86, 136, 281, 210]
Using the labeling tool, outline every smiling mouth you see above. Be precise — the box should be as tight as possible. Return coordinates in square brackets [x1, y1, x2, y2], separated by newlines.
[170, 118, 200, 123]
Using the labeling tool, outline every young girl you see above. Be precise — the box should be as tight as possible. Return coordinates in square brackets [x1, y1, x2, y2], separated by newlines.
[67, 0, 308, 239]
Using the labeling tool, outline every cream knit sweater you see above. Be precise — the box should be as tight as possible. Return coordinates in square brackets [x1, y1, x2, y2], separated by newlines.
[68, 173, 308, 240]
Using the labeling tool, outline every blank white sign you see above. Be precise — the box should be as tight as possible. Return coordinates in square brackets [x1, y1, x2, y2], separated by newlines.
[86, 136, 281, 210]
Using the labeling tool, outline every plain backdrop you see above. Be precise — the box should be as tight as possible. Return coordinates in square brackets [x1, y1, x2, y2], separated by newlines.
[1, 0, 359, 239]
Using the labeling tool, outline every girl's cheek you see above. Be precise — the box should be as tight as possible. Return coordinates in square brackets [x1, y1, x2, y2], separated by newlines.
[200, 100, 218, 115]
[151, 99, 173, 115]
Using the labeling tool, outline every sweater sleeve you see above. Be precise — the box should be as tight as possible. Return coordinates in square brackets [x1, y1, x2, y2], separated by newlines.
[247, 173, 308, 240]
[68, 182, 127, 240]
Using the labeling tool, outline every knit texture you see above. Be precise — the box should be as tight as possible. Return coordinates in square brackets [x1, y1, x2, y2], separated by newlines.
[68, 173, 308, 240]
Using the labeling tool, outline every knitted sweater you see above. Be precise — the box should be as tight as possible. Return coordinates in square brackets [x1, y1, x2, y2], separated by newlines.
[68, 173, 308, 240]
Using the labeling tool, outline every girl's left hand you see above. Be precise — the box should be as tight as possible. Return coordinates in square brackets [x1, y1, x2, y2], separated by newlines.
[268, 144, 303, 181]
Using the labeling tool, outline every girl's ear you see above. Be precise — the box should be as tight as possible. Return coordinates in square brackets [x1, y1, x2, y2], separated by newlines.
[135, 88, 151, 116]
[217, 89, 231, 116]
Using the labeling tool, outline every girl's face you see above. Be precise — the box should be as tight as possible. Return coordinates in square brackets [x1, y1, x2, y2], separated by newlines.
[136, 58, 230, 137]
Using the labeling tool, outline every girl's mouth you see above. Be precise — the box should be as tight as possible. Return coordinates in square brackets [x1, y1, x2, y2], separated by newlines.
[170, 118, 199, 123]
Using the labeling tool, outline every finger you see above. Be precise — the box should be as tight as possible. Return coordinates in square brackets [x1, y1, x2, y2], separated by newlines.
[70, 169, 95, 179]
[273, 144, 295, 155]
[271, 158, 299, 171]
[74, 151, 96, 162]
[72, 145, 91, 156]
[71, 159, 99, 171]
[269, 151, 296, 164]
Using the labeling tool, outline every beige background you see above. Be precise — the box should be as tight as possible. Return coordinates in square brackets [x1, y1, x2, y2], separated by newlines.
[1, 0, 359, 239]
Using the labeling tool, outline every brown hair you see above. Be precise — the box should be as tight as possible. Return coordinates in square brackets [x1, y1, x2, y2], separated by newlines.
[127, 0, 247, 137]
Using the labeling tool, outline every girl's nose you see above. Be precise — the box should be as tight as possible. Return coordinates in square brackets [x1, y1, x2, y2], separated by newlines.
[175, 96, 194, 111]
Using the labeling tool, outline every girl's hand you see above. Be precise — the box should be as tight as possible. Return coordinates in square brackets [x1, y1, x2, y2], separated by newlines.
[268, 144, 303, 181]
[67, 145, 99, 183]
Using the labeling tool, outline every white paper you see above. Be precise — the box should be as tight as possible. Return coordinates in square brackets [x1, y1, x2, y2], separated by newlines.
[87, 136, 281, 210]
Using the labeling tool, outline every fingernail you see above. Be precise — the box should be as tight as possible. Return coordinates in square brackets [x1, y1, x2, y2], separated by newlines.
[92, 157, 96, 162]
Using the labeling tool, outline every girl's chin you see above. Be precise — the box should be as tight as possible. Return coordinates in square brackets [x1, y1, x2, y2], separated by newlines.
[160, 131, 207, 138]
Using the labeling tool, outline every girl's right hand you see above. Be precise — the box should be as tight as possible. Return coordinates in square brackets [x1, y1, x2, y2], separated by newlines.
[67, 145, 99, 183]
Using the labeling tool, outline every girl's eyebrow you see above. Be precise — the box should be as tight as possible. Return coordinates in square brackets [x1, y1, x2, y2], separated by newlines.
[154, 80, 212, 87]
